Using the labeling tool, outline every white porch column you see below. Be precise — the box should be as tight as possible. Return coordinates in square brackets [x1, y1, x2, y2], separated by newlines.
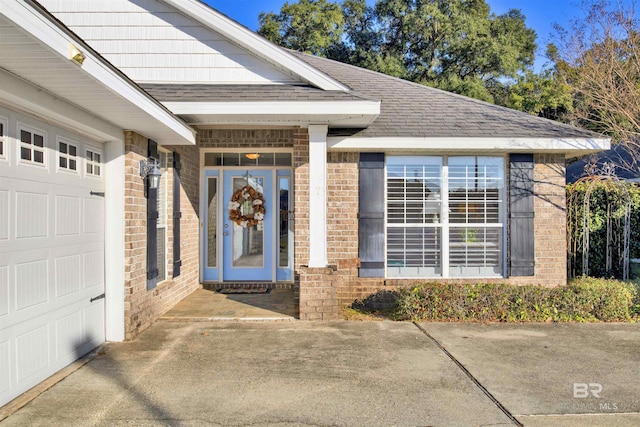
[105, 139, 125, 342]
[308, 124, 329, 267]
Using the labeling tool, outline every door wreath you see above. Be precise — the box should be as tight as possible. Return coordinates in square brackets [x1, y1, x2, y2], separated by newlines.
[228, 185, 266, 227]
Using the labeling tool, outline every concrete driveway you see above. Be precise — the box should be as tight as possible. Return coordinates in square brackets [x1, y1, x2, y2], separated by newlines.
[1, 321, 638, 426]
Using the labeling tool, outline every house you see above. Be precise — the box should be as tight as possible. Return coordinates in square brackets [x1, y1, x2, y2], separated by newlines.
[0, 0, 608, 407]
[567, 143, 640, 183]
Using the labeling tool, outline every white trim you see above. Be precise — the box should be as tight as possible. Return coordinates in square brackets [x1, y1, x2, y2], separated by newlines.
[0, 70, 123, 142]
[328, 136, 611, 156]
[308, 124, 328, 268]
[164, 101, 380, 116]
[3, 0, 196, 145]
[105, 139, 125, 342]
[160, 0, 350, 92]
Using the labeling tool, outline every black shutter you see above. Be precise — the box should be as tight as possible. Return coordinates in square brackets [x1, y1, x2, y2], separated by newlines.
[509, 154, 535, 276]
[146, 140, 159, 290]
[359, 153, 385, 278]
[172, 152, 182, 278]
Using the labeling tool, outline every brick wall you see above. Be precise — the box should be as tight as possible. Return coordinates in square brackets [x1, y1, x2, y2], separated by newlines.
[122, 128, 569, 323]
[199, 129, 295, 148]
[298, 152, 570, 319]
[530, 153, 567, 286]
[293, 129, 309, 272]
[123, 132, 200, 339]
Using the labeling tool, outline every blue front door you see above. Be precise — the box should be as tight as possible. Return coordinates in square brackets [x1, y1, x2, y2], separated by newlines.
[222, 170, 273, 281]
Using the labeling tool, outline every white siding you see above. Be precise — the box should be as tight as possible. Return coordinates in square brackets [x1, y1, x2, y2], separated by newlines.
[39, 0, 300, 84]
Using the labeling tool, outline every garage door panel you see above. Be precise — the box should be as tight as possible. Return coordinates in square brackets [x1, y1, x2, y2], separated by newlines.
[56, 310, 84, 361]
[0, 265, 8, 317]
[0, 190, 8, 240]
[55, 195, 81, 236]
[15, 323, 50, 384]
[83, 250, 104, 290]
[55, 254, 81, 297]
[83, 197, 104, 235]
[15, 191, 48, 239]
[83, 302, 105, 349]
[0, 340, 9, 395]
[15, 259, 49, 311]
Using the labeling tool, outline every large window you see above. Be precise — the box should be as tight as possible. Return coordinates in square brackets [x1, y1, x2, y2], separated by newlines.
[386, 156, 505, 278]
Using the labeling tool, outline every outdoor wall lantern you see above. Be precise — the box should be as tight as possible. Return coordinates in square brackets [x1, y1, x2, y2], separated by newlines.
[140, 158, 162, 190]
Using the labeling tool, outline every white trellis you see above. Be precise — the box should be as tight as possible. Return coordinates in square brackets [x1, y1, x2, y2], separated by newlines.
[567, 163, 632, 280]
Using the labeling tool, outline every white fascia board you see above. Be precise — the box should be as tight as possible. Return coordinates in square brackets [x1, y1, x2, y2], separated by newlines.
[327, 136, 611, 155]
[160, 0, 350, 92]
[164, 100, 381, 117]
[0, 69, 123, 141]
[4, 0, 196, 145]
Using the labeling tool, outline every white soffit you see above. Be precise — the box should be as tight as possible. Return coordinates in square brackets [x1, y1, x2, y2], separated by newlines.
[164, 101, 381, 127]
[327, 137, 612, 157]
[161, 0, 350, 92]
[0, 0, 195, 145]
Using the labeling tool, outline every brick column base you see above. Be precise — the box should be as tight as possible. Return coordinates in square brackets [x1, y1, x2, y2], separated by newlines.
[298, 266, 342, 320]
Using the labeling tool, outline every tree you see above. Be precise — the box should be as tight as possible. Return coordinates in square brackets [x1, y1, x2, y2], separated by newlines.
[551, 0, 640, 167]
[259, 0, 537, 103]
[496, 45, 574, 120]
[258, 0, 345, 56]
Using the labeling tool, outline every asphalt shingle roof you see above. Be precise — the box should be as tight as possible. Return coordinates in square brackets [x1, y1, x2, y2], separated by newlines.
[142, 50, 603, 140]
[289, 50, 603, 140]
[140, 83, 373, 103]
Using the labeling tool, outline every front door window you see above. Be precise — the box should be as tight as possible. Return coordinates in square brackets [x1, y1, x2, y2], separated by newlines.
[230, 176, 265, 269]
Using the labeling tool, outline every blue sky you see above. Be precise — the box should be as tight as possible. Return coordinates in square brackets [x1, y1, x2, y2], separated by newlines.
[204, 0, 582, 70]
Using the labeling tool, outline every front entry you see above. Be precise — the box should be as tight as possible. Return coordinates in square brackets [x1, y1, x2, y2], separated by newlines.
[223, 170, 273, 281]
[202, 164, 293, 283]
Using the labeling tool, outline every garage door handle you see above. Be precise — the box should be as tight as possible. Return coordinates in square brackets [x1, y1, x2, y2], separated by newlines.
[90, 191, 105, 197]
[90, 293, 105, 303]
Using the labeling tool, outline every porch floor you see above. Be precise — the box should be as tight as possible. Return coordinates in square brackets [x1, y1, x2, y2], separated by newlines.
[160, 288, 297, 321]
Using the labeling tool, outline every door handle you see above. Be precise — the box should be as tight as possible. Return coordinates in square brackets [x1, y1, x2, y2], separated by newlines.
[224, 232, 229, 236]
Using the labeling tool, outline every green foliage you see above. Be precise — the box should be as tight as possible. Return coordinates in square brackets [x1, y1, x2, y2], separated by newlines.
[498, 68, 574, 120]
[391, 278, 639, 322]
[258, 0, 345, 56]
[567, 180, 640, 279]
[257, 0, 540, 104]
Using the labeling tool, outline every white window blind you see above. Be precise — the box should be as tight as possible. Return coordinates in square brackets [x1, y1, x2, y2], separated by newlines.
[386, 156, 505, 278]
[387, 157, 443, 277]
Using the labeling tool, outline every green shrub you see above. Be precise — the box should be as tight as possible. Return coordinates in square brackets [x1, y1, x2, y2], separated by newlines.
[393, 277, 639, 322]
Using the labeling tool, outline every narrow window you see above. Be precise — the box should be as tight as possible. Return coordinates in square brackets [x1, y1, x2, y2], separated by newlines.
[156, 152, 168, 282]
[0, 119, 6, 158]
[448, 157, 504, 277]
[86, 148, 102, 176]
[58, 139, 78, 172]
[206, 176, 218, 268]
[386, 157, 443, 278]
[19, 126, 46, 165]
[278, 176, 291, 268]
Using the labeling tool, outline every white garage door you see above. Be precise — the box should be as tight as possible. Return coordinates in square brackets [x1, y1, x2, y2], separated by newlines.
[0, 109, 106, 407]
